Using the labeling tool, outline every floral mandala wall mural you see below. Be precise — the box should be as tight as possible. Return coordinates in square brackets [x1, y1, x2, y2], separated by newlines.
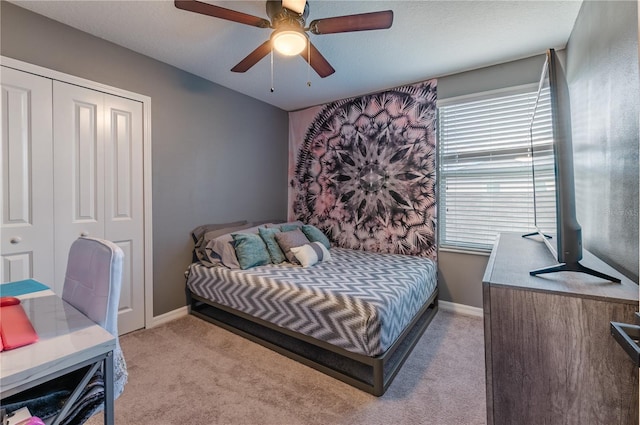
[288, 80, 437, 259]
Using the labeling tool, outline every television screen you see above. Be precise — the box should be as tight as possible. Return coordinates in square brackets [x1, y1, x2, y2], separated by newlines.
[530, 57, 556, 255]
[527, 49, 620, 282]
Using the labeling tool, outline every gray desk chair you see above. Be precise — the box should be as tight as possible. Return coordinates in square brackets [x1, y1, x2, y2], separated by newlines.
[3, 237, 128, 425]
[63, 237, 123, 339]
[57, 237, 128, 424]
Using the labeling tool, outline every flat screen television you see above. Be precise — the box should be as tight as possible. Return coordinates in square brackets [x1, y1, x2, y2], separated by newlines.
[525, 49, 620, 282]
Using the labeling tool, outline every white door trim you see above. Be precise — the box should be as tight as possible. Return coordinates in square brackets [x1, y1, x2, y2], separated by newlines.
[1, 55, 154, 332]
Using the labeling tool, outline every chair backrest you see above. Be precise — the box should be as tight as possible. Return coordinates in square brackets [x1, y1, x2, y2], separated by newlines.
[62, 237, 124, 336]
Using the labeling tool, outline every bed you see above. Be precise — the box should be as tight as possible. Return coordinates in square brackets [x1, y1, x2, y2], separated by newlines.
[184, 221, 438, 396]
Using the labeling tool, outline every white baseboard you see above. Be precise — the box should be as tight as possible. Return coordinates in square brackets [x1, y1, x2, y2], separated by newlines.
[439, 300, 483, 317]
[151, 306, 189, 328]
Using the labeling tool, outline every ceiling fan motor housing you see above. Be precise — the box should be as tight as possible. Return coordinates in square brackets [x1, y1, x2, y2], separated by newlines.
[266, 0, 309, 29]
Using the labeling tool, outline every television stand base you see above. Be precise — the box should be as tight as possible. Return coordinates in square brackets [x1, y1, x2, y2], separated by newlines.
[530, 261, 621, 283]
[522, 231, 552, 239]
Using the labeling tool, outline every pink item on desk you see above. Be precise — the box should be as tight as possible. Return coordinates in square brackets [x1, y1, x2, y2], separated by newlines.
[0, 297, 39, 351]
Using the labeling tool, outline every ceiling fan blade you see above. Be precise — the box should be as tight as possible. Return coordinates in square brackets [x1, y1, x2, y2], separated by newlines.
[175, 0, 271, 28]
[231, 40, 272, 73]
[309, 10, 393, 35]
[282, 0, 306, 15]
[300, 42, 335, 78]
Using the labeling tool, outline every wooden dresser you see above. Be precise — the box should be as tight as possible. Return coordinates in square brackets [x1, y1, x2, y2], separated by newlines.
[483, 233, 638, 425]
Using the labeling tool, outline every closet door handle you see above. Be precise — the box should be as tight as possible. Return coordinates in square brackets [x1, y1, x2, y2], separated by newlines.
[9, 236, 22, 244]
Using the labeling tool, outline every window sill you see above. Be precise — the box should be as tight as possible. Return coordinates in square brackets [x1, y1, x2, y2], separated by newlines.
[438, 246, 492, 257]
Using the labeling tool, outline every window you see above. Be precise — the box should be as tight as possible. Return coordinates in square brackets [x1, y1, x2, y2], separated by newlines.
[437, 85, 553, 251]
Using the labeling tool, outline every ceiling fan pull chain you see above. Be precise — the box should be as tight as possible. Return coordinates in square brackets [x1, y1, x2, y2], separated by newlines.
[307, 37, 311, 87]
[270, 46, 275, 93]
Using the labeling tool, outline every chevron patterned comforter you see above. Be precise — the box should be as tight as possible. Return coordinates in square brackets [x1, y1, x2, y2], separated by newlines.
[186, 247, 437, 357]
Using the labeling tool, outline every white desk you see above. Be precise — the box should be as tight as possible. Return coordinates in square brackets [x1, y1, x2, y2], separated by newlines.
[0, 282, 116, 425]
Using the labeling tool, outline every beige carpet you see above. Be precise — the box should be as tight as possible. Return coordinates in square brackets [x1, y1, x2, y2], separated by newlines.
[87, 310, 486, 425]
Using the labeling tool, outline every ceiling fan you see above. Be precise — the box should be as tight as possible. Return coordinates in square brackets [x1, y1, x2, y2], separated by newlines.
[174, 0, 394, 78]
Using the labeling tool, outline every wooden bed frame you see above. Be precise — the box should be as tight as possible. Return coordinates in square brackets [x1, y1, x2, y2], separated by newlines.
[187, 287, 439, 396]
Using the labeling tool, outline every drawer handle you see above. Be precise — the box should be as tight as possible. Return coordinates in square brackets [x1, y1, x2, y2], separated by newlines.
[80, 231, 89, 237]
[611, 320, 640, 367]
[9, 236, 22, 244]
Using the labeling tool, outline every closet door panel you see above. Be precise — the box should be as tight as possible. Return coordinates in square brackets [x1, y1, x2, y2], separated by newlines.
[104, 94, 145, 334]
[114, 239, 135, 329]
[1, 67, 53, 283]
[53, 81, 105, 295]
[2, 254, 32, 282]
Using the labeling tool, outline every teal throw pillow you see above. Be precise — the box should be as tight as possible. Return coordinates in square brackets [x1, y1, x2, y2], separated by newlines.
[280, 223, 302, 232]
[301, 225, 331, 249]
[232, 233, 271, 270]
[258, 227, 287, 264]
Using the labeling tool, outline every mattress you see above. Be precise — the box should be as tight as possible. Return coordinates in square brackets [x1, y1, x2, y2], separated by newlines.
[186, 247, 437, 356]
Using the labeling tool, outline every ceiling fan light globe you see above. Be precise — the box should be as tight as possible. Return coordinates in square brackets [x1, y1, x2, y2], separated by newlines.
[272, 29, 307, 56]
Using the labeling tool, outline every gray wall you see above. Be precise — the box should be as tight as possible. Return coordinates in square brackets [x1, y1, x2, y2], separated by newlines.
[565, 0, 639, 282]
[1, 2, 289, 316]
[436, 54, 548, 308]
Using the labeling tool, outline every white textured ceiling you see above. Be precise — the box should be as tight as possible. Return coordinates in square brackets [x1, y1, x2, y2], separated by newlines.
[10, 0, 583, 111]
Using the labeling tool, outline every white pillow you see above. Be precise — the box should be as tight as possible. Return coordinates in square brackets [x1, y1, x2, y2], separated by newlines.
[290, 242, 331, 267]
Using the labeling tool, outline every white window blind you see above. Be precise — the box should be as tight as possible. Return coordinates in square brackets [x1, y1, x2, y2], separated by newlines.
[437, 85, 553, 251]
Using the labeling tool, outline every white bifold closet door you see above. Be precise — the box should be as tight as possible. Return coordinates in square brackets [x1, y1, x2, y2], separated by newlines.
[1, 68, 54, 283]
[53, 81, 145, 335]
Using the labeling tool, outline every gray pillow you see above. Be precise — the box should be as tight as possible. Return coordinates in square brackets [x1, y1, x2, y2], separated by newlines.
[232, 233, 271, 269]
[191, 220, 248, 243]
[259, 227, 286, 264]
[197, 223, 254, 265]
[203, 223, 254, 243]
[274, 229, 310, 264]
[191, 220, 251, 266]
[206, 224, 266, 269]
